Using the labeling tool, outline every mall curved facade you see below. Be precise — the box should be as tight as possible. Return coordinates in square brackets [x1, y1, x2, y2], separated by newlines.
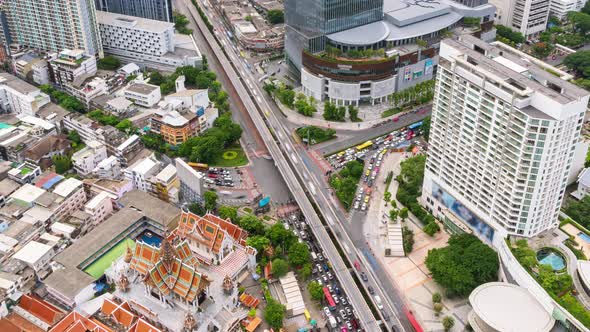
[285, 0, 496, 105]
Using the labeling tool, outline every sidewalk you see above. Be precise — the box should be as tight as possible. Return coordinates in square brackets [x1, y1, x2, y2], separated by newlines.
[274, 94, 426, 131]
[363, 152, 469, 332]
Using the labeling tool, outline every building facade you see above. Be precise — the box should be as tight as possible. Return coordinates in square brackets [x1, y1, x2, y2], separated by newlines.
[490, 0, 549, 38]
[48, 50, 98, 90]
[95, 0, 173, 22]
[5, 0, 103, 56]
[175, 158, 204, 204]
[286, 0, 495, 105]
[0, 73, 50, 116]
[96, 11, 202, 70]
[421, 36, 589, 241]
[72, 140, 108, 176]
[123, 83, 161, 108]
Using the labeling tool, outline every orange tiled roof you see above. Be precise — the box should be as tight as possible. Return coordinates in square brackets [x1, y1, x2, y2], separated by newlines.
[245, 316, 262, 332]
[176, 212, 248, 254]
[0, 318, 24, 332]
[129, 238, 205, 302]
[100, 298, 136, 328]
[49, 312, 112, 332]
[128, 318, 161, 332]
[18, 294, 65, 326]
[239, 293, 260, 308]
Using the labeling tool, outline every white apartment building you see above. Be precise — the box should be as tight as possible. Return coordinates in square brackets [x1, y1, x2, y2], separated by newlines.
[49, 50, 98, 89]
[96, 11, 202, 70]
[176, 158, 205, 203]
[52, 178, 87, 221]
[5, 0, 103, 57]
[72, 140, 108, 176]
[421, 36, 589, 241]
[490, 0, 550, 38]
[93, 155, 122, 180]
[84, 191, 114, 225]
[549, 0, 578, 20]
[12, 241, 55, 275]
[124, 83, 161, 108]
[0, 73, 50, 116]
[124, 156, 160, 192]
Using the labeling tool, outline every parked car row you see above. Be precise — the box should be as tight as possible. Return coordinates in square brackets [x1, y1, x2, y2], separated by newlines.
[205, 168, 235, 187]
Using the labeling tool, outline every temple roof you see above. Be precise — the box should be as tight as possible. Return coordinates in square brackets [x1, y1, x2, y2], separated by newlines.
[176, 212, 249, 254]
[129, 238, 205, 302]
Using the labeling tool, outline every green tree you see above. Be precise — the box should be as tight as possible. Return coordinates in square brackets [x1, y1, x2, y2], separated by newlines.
[532, 42, 553, 59]
[288, 242, 310, 267]
[495, 25, 525, 44]
[384, 191, 392, 202]
[568, 12, 590, 35]
[564, 196, 590, 229]
[425, 234, 499, 297]
[584, 0, 590, 15]
[188, 202, 206, 216]
[267, 10, 284, 24]
[266, 223, 297, 249]
[298, 263, 312, 281]
[213, 114, 242, 146]
[271, 258, 289, 277]
[173, 11, 193, 35]
[149, 71, 167, 86]
[348, 105, 360, 121]
[97, 56, 121, 70]
[204, 191, 218, 211]
[218, 205, 238, 223]
[432, 292, 442, 303]
[548, 15, 560, 26]
[308, 281, 324, 302]
[399, 207, 409, 221]
[389, 209, 398, 221]
[115, 119, 135, 133]
[52, 154, 72, 174]
[246, 235, 271, 253]
[264, 298, 286, 330]
[512, 240, 537, 271]
[423, 221, 440, 236]
[189, 135, 224, 163]
[442, 316, 455, 332]
[239, 214, 266, 235]
[433, 303, 443, 317]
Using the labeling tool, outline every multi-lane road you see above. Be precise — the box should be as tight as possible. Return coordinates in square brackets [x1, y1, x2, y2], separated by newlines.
[172, 0, 386, 330]
[173, 0, 427, 330]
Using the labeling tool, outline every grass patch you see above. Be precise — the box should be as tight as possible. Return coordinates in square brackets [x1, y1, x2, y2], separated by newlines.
[243, 207, 253, 213]
[329, 160, 363, 210]
[210, 144, 248, 167]
[382, 107, 403, 118]
[296, 126, 336, 145]
[84, 238, 136, 279]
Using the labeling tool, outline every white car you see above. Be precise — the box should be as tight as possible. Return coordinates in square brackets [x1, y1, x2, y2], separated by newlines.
[323, 307, 330, 316]
[361, 203, 367, 211]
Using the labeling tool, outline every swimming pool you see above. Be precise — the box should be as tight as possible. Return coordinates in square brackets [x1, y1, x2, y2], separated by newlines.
[537, 248, 566, 271]
[578, 232, 590, 244]
[84, 238, 136, 279]
[137, 230, 162, 247]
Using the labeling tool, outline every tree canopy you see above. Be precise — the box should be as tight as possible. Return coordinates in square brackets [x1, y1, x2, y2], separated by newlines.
[204, 191, 218, 211]
[288, 242, 310, 268]
[308, 281, 324, 302]
[564, 196, 590, 230]
[271, 258, 289, 278]
[264, 298, 286, 329]
[495, 25, 525, 44]
[97, 56, 121, 70]
[267, 10, 284, 24]
[218, 205, 238, 223]
[564, 51, 590, 79]
[425, 234, 499, 297]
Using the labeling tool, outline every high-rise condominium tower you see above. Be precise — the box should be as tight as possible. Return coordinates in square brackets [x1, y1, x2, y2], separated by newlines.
[95, 0, 173, 22]
[421, 35, 589, 242]
[6, 0, 102, 56]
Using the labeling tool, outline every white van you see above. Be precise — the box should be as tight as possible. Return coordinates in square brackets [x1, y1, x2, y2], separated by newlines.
[328, 315, 337, 328]
[374, 295, 383, 309]
[311, 252, 318, 261]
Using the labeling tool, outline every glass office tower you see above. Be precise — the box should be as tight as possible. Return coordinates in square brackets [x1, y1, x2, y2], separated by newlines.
[285, 0, 383, 69]
[95, 0, 173, 22]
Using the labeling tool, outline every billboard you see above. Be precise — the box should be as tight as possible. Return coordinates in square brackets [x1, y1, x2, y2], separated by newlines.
[404, 67, 412, 81]
[424, 59, 433, 76]
[432, 182, 495, 242]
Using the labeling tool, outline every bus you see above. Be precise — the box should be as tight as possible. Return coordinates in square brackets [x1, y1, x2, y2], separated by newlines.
[355, 140, 373, 151]
[187, 162, 209, 172]
[323, 287, 336, 310]
[408, 121, 423, 130]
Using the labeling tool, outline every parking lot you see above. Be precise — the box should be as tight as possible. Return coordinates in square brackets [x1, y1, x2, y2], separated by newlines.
[281, 213, 362, 331]
[326, 125, 425, 215]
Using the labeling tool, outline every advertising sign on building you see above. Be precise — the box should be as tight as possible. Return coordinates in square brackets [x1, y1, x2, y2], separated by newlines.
[424, 59, 433, 76]
[404, 67, 412, 81]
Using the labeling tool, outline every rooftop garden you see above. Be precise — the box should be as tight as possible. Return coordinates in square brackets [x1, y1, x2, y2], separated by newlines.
[509, 239, 590, 328]
[306, 47, 394, 65]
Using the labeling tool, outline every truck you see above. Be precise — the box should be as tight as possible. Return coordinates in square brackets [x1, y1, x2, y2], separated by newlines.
[328, 315, 337, 328]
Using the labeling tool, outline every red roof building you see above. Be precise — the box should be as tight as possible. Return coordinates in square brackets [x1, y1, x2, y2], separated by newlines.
[175, 211, 250, 264]
[49, 312, 112, 332]
[6, 294, 65, 331]
[129, 237, 209, 305]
